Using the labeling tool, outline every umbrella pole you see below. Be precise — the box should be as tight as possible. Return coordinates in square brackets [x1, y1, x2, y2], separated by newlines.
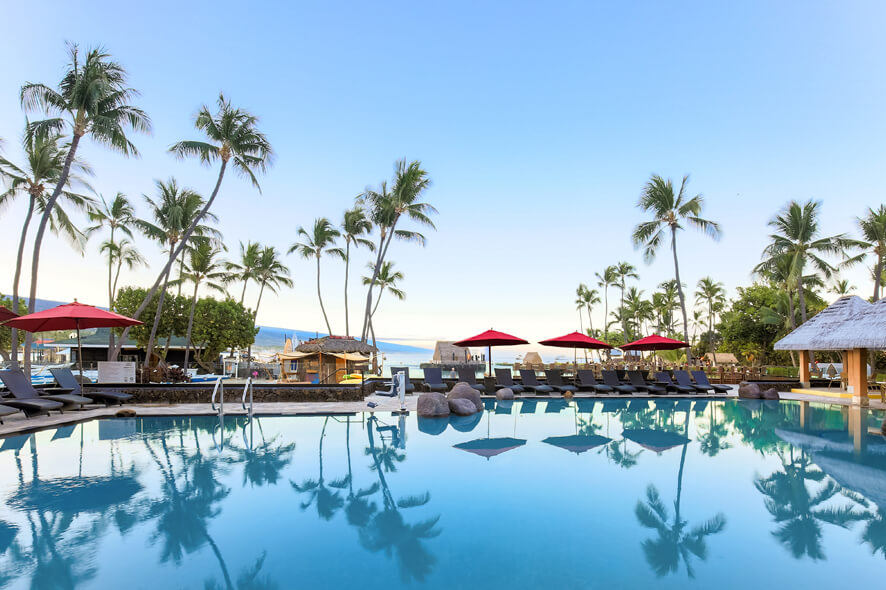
[487, 345, 491, 377]
[76, 320, 85, 381]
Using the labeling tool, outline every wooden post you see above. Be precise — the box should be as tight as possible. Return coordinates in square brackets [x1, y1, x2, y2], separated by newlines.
[846, 348, 869, 405]
[798, 350, 811, 388]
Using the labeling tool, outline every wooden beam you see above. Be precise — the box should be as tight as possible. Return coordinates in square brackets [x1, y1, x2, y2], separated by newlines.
[845, 348, 869, 405]
[798, 350, 811, 388]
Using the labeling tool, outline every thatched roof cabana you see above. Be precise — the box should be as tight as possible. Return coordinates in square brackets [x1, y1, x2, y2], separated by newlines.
[295, 336, 376, 354]
[703, 352, 739, 365]
[522, 351, 542, 365]
[433, 341, 471, 362]
[773, 296, 871, 351]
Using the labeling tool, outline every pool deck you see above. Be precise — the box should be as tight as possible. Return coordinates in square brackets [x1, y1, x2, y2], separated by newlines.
[1, 386, 883, 438]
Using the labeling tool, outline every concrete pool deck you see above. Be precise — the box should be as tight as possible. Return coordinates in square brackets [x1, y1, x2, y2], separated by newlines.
[1, 386, 883, 438]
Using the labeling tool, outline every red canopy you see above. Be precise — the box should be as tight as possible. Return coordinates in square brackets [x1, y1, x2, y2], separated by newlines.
[538, 331, 611, 349]
[3, 301, 142, 332]
[0, 306, 19, 323]
[453, 329, 528, 347]
[621, 334, 688, 351]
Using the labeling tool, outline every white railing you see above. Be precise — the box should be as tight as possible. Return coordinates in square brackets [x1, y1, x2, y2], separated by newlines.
[211, 376, 224, 416]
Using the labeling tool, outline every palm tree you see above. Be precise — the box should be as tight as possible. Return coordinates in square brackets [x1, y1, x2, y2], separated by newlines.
[829, 279, 854, 297]
[341, 206, 375, 337]
[623, 286, 647, 340]
[757, 199, 861, 325]
[289, 218, 344, 335]
[20, 44, 150, 367]
[614, 261, 639, 339]
[695, 277, 726, 364]
[0, 128, 94, 365]
[595, 265, 619, 342]
[857, 205, 886, 301]
[113, 93, 271, 359]
[138, 178, 219, 362]
[359, 160, 436, 342]
[181, 238, 228, 369]
[86, 193, 137, 309]
[102, 238, 145, 306]
[575, 284, 589, 332]
[226, 241, 262, 304]
[632, 175, 721, 363]
[246, 246, 292, 373]
[362, 261, 405, 349]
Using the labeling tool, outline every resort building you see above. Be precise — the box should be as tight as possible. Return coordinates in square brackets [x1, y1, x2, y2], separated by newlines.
[278, 336, 374, 383]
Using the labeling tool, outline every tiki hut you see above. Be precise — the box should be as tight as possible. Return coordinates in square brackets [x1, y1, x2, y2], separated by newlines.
[433, 341, 472, 363]
[773, 296, 871, 395]
[278, 336, 374, 383]
[702, 352, 739, 365]
[522, 351, 543, 367]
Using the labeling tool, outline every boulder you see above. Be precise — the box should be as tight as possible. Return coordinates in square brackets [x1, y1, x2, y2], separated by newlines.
[563, 390, 574, 398]
[762, 387, 780, 400]
[738, 382, 762, 399]
[448, 382, 483, 412]
[496, 388, 515, 400]
[417, 392, 450, 417]
[449, 398, 478, 416]
[116, 408, 137, 417]
[881, 418, 886, 436]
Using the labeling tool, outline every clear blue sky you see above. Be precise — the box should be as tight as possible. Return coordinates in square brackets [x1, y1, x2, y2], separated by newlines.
[1, 1, 884, 352]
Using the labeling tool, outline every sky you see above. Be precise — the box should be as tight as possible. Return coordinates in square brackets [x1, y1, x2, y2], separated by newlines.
[1, 0, 885, 355]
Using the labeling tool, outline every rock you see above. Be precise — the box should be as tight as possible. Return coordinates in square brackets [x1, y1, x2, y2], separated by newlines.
[448, 398, 478, 416]
[496, 388, 515, 400]
[881, 418, 886, 436]
[762, 387, 780, 400]
[449, 412, 483, 432]
[563, 390, 574, 398]
[448, 382, 483, 412]
[738, 382, 762, 399]
[116, 408, 137, 417]
[417, 392, 450, 417]
[417, 416, 448, 435]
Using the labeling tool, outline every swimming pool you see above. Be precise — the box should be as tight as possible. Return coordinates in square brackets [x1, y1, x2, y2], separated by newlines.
[0, 399, 883, 588]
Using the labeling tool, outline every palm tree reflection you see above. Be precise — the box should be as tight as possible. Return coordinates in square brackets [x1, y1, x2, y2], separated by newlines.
[291, 416, 349, 521]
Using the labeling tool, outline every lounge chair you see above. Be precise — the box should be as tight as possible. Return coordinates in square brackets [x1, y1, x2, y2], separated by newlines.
[50, 368, 133, 406]
[627, 371, 667, 395]
[673, 370, 708, 393]
[519, 370, 554, 394]
[576, 370, 614, 394]
[0, 369, 73, 415]
[654, 372, 696, 394]
[494, 369, 525, 395]
[601, 370, 636, 395]
[691, 371, 730, 394]
[545, 369, 578, 394]
[421, 367, 449, 393]
[0, 404, 21, 424]
[456, 367, 486, 393]
[389, 367, 415, 394]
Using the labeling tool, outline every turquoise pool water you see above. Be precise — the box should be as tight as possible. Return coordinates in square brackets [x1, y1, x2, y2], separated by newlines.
[0, 399, 884, 589]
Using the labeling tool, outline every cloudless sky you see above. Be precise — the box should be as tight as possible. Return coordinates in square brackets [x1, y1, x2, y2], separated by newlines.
[1, 1, 885, 354]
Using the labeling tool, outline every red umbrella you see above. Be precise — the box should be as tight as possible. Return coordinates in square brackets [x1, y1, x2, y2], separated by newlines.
[0, 306, 20, 322]
[621, 334, 688, 351]
[454, 329, 529, 376]
[5, 301, 142, 380]
[539, 331, 612, 369]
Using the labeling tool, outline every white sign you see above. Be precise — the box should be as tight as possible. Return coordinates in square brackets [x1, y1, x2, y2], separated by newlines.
[98, 361, 136, 383]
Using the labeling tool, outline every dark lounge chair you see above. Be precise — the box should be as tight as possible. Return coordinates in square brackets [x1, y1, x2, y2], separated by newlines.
[576, 370, 614, 394]
[601, 370, 636, 395]
[421, 367, 449, 393]
[673, 370, 708, 393]
[0, 369, 73, 415]
[457, 367, 486, 393]
[655, 371, 696, 394]
[389, 367, 415, 394]
[627, 371, 667, 395]
[691, 371, 731, 394]
[0, 404, 21, 424]
[519, 370, 554, 394]
[545, 369, 578, 394]
[494, 369, 525, 395]
[50, 368, 133, 406]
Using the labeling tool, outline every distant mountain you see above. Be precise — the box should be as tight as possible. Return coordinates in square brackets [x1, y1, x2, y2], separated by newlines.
[20, 298, 430, 354]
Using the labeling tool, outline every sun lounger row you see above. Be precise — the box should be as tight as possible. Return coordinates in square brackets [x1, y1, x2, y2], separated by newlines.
[0, 368, 133, 419]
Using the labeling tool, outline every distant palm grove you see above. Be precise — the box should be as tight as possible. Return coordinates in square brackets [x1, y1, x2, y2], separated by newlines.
[1, 44, 884, 373]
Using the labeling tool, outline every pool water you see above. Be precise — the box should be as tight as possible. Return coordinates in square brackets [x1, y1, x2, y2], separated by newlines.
[0, 399, 884, 589]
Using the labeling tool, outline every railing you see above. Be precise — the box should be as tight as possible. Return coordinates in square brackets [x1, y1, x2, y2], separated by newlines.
[211, 376, 224, 416]
[241, 377, 254, 418]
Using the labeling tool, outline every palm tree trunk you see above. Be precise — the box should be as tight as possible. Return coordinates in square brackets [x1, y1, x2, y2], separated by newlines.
[23, 133, 83, 373]
[239, 279, 248, 305]
[316, 256, 333, 335]
[708, 303, 717, 365]
[797, 276, 808, 324]
[246, 281, 266, 376]
[603, 286, 609, 340]
[344, 240, 351, 337]
[874, 252, 883, 302]
[107, 226, 116, 360]
[163, 254, 187, 356]
[183, 280, 200, 370]
[362, 223, 399, 341]
[10, 196, 36, 366]
[671, 228, 692, 364]
[111, 159, 228, 360]
[145, 247, 176, 366]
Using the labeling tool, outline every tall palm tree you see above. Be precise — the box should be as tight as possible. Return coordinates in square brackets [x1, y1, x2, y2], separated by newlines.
[632, 175, 721, 363]
[138, 178, 219, 362]
[20, 44, 150, 368]
[582, 287, 601, 338]
[226, 241, 262, 304]
[113, 94, 271, 360]
[857, 205, 886, 301]
[341, 206, 375, 337]
[245, 246, 293, 373]
[756, 200, 861, 325]
[101, 238, 145, 310]
[0, 128, 93, 365]
[614, 261, 639, 339]
[595, 266, 618, 342]
[359, 160, 436, 342]
[181, 238, 228, 369]
[86, 193, 137, 310]
[575, 284, 589, 332]
[829, 279, 854, 297]
[695, 277, 726, 364]
[289, 218, 344, 335]
[362, 261, 405, 349]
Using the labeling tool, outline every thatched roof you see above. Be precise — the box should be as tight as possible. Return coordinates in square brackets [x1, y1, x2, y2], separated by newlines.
[773, 296, 871, 351]
[522, 351, 543, 365]
[295, 336, 376, 354]
[819, 297, 886, 349]
[703, 352, 739, 364]
[433, 341, 471, 362]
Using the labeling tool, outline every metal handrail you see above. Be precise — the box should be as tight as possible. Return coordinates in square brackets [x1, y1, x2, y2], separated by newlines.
[241, 377, 254, 418]
[211, 376, 224, 415]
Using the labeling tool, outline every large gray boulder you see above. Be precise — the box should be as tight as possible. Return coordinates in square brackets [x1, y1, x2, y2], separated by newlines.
[449, 398, 477, 416]
[881, 418, 886, 436]
[448, 382, 483, 412]
[738, 382, 762, 399]
[496, 388, 515, 400]
[417, 392, 450, 417]
[762, 387, 780, 400]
